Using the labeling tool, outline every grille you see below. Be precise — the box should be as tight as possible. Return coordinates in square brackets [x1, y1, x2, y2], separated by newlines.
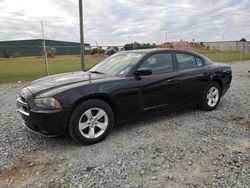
[16, 94, 30, 116]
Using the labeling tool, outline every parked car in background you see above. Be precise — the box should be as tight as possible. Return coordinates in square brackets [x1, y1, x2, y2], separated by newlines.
[16, 49, 232, 144]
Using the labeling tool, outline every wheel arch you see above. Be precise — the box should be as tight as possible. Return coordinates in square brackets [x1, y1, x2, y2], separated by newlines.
[69, 94, 119, 126]
[212, 79, 223, 91]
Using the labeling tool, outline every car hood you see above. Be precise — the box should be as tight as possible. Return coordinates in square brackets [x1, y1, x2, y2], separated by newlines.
[27, 71, 107, 95]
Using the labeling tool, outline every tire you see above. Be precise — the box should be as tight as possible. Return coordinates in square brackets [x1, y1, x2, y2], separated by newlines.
[69, 99, 114, 145]
[200, 82, 221, 111]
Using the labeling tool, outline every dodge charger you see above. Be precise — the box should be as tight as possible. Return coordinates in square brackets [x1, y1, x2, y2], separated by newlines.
[16, 49, 232, 144]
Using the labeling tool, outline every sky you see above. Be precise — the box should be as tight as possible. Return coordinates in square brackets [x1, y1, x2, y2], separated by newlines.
[0, 0, 249, 45]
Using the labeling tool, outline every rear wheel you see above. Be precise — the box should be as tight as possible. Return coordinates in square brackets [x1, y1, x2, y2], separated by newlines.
[201, 82, 221, 111]
[69, 99, 114, 144]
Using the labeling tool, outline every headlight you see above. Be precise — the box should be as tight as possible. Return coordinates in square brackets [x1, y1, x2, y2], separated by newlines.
[34, 97, 63, 110]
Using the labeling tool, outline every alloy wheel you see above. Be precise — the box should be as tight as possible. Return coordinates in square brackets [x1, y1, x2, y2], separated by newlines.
[78, 108, 108, 138]
[206, 86, 219, 107]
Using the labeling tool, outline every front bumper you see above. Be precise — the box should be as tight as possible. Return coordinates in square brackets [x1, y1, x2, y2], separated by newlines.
[18, 108, 72, 136]
[16, 90, 72, 136]
[22, 121, 57, 137]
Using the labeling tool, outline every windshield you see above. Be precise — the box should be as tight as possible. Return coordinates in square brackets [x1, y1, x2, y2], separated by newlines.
[88, 52, 144, 76]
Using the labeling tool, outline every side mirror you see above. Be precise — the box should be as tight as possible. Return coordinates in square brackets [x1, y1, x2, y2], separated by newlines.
[135, 67, 152, 76]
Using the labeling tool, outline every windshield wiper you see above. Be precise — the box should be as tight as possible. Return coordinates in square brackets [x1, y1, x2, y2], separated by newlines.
[88, 70, 105, 74]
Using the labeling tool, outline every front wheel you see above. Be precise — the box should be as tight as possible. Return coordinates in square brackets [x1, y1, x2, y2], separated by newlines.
[201, 82, 221, 111]
[69, 99, 114, 145]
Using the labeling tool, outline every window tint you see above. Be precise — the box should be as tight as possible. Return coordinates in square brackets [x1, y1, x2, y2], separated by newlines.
[176, 53, 196, 70]
[140, 53, 173, 75]
[196, 57, 203, 67]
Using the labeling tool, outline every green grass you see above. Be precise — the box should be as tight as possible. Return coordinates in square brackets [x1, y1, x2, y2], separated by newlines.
[0, 55, 104, 83]
[0, 51, 250, 83]
[200, 50, 250, 62]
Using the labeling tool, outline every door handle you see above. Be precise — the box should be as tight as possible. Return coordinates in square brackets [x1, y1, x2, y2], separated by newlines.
[203, 72, 209, 76]
[166, 79, 180, 84]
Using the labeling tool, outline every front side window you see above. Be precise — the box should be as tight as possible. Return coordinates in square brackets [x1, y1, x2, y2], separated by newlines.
[139, 53, 174, 75]
[176, 53, 197, 70]
[89, 52, 143, 76]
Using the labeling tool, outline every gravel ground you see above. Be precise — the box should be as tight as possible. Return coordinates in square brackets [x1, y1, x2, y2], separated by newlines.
[0, 61, 249, 188]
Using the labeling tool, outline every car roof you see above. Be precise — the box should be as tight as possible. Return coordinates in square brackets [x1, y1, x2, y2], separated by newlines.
[118, 48, 212, 65]
[124, 48, 208, 59]
[120, 48, 200, 55]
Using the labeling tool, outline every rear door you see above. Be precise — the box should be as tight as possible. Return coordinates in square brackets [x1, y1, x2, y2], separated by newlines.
[172, 52, 209, 105]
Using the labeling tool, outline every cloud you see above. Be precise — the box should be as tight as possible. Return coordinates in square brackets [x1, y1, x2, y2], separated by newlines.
[0, 0, 249, 45]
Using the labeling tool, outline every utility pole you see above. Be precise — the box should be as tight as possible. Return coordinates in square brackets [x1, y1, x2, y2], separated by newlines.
[165, 30, 167, 47]
[240, 46, 243, 61]
[79, 0, 85, 71]
[41, 20, 49, 76]
[221, 34, 224, 63]
[95, 41, 99, 57]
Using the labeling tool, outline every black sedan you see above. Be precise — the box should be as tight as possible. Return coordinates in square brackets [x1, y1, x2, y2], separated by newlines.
[16, 49, 232, 144]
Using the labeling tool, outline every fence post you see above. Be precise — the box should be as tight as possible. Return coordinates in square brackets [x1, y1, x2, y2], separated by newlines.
[41, 20, 49, 76]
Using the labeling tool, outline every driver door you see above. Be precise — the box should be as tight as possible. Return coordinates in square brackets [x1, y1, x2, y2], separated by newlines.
[137, 52, 178, 110]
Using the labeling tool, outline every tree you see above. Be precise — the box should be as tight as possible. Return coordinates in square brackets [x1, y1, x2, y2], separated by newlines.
[239, 38, 246, 42]
[90, 48, 98, 55]
[105, 47, 118, 56]
[123, 42, 156, 50]
[124, 43, 133, 50]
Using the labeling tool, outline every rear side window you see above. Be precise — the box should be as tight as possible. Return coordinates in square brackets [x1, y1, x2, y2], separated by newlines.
[196, 57, 203, 67]
[176, 53, 196, 70]
[140, 53, 174, 75]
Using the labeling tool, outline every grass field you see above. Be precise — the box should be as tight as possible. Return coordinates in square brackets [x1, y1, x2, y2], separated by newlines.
[0, 51, 250, 83]
[201, 50, 250, 62]
[0, 55, 104, 83]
